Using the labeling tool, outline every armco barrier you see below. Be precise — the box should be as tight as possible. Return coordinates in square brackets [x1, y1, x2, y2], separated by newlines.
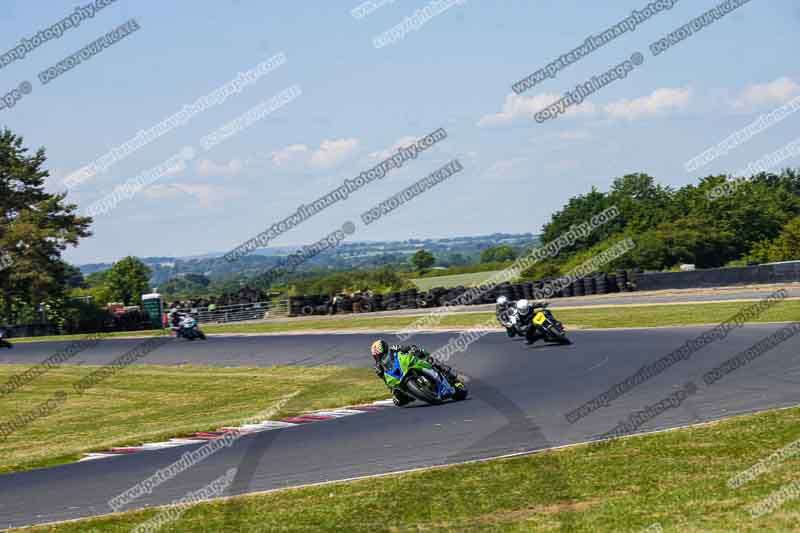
[174, 300, 289, 324]
[632, 261, 800, 291]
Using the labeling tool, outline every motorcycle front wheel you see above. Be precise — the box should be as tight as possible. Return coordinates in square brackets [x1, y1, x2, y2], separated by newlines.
[547, 325, 571, 345]
[404, 372, 444, 405]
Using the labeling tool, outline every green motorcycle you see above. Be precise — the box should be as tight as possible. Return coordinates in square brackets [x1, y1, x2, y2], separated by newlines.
[382, 350, 468, 405]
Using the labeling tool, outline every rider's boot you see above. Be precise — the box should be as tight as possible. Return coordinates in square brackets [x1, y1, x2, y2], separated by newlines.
[392, 389, 414, 406]
[433, 362, 463, 387]
[525, 328, 542, 345]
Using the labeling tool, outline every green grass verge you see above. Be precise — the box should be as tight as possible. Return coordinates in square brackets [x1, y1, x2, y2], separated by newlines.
[10, 329, 170, 344]
[554, 299, 800, 329]
[21, 405, 800, 532]
[11, 299, 800, 344]
[0, 364, 386, 475]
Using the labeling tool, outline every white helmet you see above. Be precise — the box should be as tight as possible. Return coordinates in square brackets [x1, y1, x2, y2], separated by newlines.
[496, 296, 508, 306]
[516, 299, 530, 311]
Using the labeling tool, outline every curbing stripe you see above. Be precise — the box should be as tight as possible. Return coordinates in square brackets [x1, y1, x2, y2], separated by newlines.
[77, 398, 393, 462]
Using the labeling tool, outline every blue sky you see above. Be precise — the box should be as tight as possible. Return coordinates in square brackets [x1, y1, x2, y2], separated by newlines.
[1, 0, 798, 264]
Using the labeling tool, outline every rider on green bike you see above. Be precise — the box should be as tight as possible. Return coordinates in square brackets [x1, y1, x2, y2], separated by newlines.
[371, 339, 464, 406]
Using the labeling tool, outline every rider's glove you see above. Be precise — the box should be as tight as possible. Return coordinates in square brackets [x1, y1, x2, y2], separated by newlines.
[373, 364, 384, 378]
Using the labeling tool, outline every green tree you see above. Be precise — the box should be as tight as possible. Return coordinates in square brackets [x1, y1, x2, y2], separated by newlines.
[62, 263, 87, 289]
[106, 256, 152, 305]
[748, 216, 800, 263]
[480, 245, 516, 263]
[446, 253, 469, 267]
[85, 270, 110, 288]
[70, 284, 115, 307]
[0, 129, 92, 323]
[411, 250, 435, 273]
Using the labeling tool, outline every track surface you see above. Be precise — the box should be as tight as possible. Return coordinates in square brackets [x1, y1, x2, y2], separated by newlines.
[2, 325, 800, 529]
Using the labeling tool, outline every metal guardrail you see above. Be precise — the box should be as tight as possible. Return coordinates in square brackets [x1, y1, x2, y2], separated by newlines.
[175, 300, 289, 324]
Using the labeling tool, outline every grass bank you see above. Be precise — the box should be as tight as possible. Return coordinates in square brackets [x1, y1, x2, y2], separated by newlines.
[23, 404, 800, 531]
[0, 364, 385, 475]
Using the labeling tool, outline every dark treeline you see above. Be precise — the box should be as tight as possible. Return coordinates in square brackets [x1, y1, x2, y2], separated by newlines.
[524, 171, 800, 279]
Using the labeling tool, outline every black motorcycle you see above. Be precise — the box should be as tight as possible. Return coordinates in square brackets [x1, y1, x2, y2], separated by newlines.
[175, 316, 206, 341]
[513, 303, 571, 345]
[497, 306, 517, 338]
[0, 330, 12, 349]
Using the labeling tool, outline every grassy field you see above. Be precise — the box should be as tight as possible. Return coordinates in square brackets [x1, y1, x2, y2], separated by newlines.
[11, 299, 800, 344]
[409, 270, 503, 290]
[0, 364, 386, 475]
[21, 405, 800, 532]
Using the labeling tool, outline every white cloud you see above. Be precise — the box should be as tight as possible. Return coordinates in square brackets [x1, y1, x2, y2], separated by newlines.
[196, 158, 246, 177]
[143, 183, 235, 208]
[269, 138, 360, 171]
[310, 138, 359, 168]
[368, 136, 418, 160]
[604, 87, 691, 120]
[730, 77, 800, 111]
[174, 184, 220, 208]
[270, 144, 311, 169]
[164, 158, 189, 177]
[478, 93, 596, 127]
[143, 184, 180, 200]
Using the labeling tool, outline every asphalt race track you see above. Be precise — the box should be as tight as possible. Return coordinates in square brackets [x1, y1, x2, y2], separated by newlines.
[2, 324, 800, 528]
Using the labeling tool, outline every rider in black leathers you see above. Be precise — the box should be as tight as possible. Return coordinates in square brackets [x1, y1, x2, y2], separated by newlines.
[168, 309, 187, 332]
[0, 328, 11, 349]
[513, 299, 549, 344]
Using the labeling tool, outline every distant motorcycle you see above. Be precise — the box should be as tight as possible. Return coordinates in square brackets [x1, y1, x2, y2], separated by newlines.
[0, 329, 11, 349]
[175, 316, 206, 341]
[497, 306, 517, 338]
[507, 301, 571, 345]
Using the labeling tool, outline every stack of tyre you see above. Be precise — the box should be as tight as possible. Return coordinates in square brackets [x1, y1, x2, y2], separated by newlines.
[421, 287, 447, 308]
[336, 294, 353, 314]
[285, 269, 634, 316]
[355, 293, 384, 313]
[288, 296, 316, 317]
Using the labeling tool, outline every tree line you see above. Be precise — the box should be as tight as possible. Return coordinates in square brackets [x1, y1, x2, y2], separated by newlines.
[1, 127, 798, 325]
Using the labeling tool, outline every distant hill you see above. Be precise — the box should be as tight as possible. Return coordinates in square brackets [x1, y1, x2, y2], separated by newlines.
[79, 233, 540, 286]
